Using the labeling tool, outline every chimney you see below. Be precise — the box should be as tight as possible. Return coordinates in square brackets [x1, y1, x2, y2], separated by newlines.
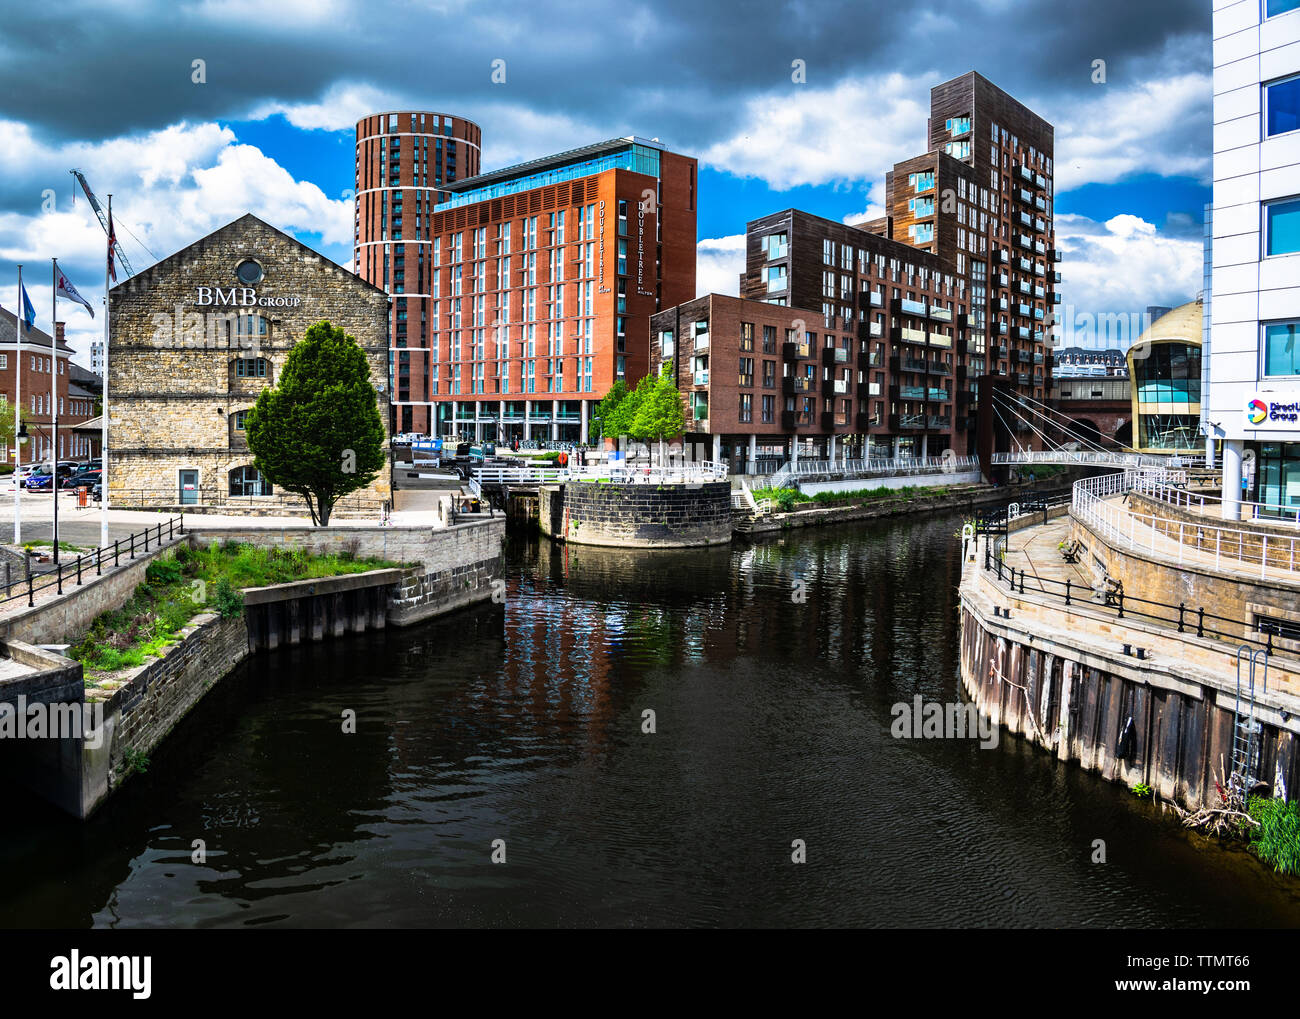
[55, 322, 65, 348]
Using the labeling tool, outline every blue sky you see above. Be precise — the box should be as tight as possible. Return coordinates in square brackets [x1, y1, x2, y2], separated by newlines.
[0, 0, 1215, 362]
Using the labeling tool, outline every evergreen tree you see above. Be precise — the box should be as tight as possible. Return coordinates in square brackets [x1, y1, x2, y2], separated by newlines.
[245, 320, 386, 526]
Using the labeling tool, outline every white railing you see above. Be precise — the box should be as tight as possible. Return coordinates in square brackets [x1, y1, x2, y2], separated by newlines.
[1071, 471, 1300, 578]
[769, 464, 796, 489]
[994, 449, 1208, 469]
[1136, 476, 1300, 527]
[564, 461, 729, 484]
[466, 477, 482, 499]
[792, 455, 979, 476]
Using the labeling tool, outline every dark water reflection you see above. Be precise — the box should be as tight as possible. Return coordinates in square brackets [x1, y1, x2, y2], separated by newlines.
[2, 512, 1298, 928]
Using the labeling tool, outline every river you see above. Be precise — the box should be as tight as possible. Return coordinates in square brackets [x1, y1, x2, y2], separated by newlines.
[2, 511, 1298, 928]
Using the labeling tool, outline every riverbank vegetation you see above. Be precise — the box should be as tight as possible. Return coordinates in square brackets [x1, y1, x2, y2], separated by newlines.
[1247, 796, 1300, 875]
[752, 483, 957, 512]
[72, 541, 402, 680]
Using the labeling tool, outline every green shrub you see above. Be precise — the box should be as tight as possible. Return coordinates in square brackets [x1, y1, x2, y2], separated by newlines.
[145, 558, 183, 585]
[214, 578, 244, 619]
[1247, 796, 1300, 875]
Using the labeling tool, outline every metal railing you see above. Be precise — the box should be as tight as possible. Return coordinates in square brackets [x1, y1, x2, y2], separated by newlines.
[978, 528, 1291, 657]
[1, 516, 185, 610]
[472, 460, 729, 486]
[993, 449, 1204, 468]
[1138, 477, 1300, 526]
[1072, 470, 1300, 579]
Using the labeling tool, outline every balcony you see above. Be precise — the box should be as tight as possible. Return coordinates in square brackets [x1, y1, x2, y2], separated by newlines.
[997, 298, 1009, 311]
[911, 198, 936, 217]
[892, 413, 926, 431]
[1016, 373, 1031, 387]
[928, 333, 953, 348]
[783, 341, 812, 360]
[1017, 164, 1035, 185]
[783, 376, 814, 395]
[821, 378, 850, 396]
[820, 411, 849, 431]
[781, 410, 814, 430]
[929, 306, 953, 323]
[1052, 249, 1063, 262]
[869, 291, 885, 307]
[1035, 196, 1047, 212]
[1033, 263, 1045, 276]
[927, 361, 951, 376]
[1018, 211, 1032, 228]
[858, 350, 882, 370]
[1034, 241, 1046, 255]
[822, 346, 850, 366]
[1018, 234, 1033, 250]
[998, 249, 1010, 263]
[1017, 326, 1031, 340]
[1033, 307, 1045, 321]
[866, 380, 882, 396]
[693, 404, 709, 421]
[1016, 349, 1031, 364]
[927, 415, 951, 430]
[1018, 188, 1034, 205]
[897, 326, 927, 345]
[896, 356, 929, 373]
[926, 387, 949, 402]
[897, 384, 927, 400]
[1053, 270, 1062, 283]
[997, 322, 1009, 335]
[999, 274, 1010, 288]
[1017, 303, 1032, 317]
[856, 409, 883, 430]
[1018, 282, 1032, 297]
[693, 370, 709, 386]
[896, 297, 929, 317]
[1034, 218, 1047, 232]
[1052, 293, 1062, 304]
[1033, 352, 1045, 365]
[1018, 257, 1032, 272]
[869, 321, 884, 337]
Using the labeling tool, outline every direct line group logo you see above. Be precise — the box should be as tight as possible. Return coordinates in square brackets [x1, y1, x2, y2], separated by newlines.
[1248, 399, 1268, 425]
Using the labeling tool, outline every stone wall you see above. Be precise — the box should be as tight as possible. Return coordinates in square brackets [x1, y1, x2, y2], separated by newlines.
[1069, 506, 1300, 657]
[87, 611, 251, 815]
[545, 481, 732, 547]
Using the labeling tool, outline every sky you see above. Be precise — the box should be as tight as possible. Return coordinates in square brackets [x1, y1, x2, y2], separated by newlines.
[0, 0, 1213, 365]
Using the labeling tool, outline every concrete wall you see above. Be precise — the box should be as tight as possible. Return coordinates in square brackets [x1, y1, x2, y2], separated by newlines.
[542, 481, 732, 547]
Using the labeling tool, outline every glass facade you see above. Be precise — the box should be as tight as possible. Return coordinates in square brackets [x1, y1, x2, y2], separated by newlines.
[1267, 73, 1300, 136]
[1265, 196, 1300, 255]
[1257, 442, 1300, 515]
[1133, 340, 1202, 450]
[436, 144, 661, 211]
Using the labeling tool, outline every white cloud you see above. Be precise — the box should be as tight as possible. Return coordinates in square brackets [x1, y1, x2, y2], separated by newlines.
[700, 72, 934, 191]
[248, 82, 402, 132]
[0, 119, 352, 365]
[1053, 211, 1203, 347]
[695, 234, 745, 298]
[1052, 73, 1212, 190]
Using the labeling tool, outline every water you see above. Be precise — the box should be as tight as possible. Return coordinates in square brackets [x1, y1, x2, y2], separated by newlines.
[3, 512, 1298, 928]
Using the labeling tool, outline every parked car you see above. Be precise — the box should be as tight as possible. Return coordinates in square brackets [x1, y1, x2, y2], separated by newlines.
[25, 465, 77, 490]
[62, 469, 101, 490]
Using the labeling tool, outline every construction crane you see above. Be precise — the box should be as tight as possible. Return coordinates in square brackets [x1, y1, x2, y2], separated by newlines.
[70, 168, 135, 279]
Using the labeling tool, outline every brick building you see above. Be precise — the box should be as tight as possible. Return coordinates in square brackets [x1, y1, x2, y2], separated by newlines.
[107, 213, 391, 512]
[355, 130, 697, 440]
[0, 308, 97, 464]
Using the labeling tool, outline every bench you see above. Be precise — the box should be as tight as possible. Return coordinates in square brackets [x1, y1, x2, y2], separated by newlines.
[1059, 539, 1080, 563]
[1103, 576, 1124, 607]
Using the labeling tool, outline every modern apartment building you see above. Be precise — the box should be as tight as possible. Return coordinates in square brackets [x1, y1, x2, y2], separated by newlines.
[888, 72, 1058, 458]
[719, 207, 969, 461]
[354, 125, 697, 440]
[354, 111, 482, 434]
[1210, 0, 1300, 517]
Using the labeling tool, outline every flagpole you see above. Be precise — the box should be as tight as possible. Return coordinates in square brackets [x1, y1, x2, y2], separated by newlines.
[14, 265, 23, 545]
[51, 258, 59, 567]
[101, 196, 111, 550]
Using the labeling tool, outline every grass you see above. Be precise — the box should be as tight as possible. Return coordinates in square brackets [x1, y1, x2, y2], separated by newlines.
[70, 540, 404, 680]
[753, 483, 954, 511]
[1247, 796, 1300, 875]
[22, 539, 83, 553]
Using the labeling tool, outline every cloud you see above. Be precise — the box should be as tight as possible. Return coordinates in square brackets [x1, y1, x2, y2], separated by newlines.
[695, 234, 746, 298]
[1052, 72, 1212, 189]
[0, 120, 351, 364]
[1053, 211, 1203, 347]
[700, 72, 933, 191]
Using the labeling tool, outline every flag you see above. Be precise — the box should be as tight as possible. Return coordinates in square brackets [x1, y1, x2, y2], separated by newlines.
[19, 280, 35, 329]
[55, 269, 94, 318]
[107, 207, 118, 285]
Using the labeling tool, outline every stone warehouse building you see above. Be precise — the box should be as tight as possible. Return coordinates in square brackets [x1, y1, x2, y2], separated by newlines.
[108, 214, 391, 513]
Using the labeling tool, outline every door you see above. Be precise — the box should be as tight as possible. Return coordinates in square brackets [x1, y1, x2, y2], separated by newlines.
[179, 469, 199, 505]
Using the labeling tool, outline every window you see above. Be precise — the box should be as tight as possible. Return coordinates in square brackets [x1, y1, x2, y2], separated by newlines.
[233, 410, 251, 430]
[1266, 73, 1300, 137]
[229, 465, 272, 497]
[1267, 0, 1300, 16]
[235, 357, 269, 378]
[739, 393, 752, 423]
[1265, 197, 1300, 255]
[739, 357, 754, 387]
[1264, 320, 1300, 376]
[761, 395, 775, 423]
[0, 354, 6, 369]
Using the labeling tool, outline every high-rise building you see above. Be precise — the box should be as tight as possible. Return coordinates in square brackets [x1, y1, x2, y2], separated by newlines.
[354, 111, 483, 434]
[890, 72, 1058, 461]
[380, 136, 697, 442]
[1209, 0, 1300, 517]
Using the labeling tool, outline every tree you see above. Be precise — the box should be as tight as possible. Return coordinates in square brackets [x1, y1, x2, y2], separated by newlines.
[605, 377, 647, 440]
[592, 379, 628, 440]
[630, 370, 686, 465]
[245, 320, 386, 526]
